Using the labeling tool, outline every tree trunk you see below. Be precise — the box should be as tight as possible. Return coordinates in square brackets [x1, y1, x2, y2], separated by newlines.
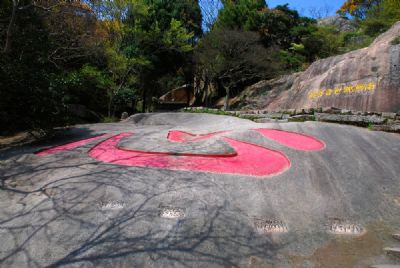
[112, 105, 116, 118]
[204, 78, 210, 107]
[132, 98, 137, 114]
[107, 93, 113, 118]
[223, 86, 230, 111]
[4, 0, 18, 54]
[185, 85, 191, 106]
[142, 90, 146, 113]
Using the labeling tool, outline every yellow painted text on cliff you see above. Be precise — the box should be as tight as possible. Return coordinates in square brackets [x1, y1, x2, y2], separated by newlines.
[308, 82, 376, 100]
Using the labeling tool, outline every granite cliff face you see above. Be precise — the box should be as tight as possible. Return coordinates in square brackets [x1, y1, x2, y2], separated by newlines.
[317, 16, 357, 32]
[235, 22, 400, 113]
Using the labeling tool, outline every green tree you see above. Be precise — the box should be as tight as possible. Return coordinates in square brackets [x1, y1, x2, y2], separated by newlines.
[215, 0, 267, 30]
[361, 0, 400, 35]
[144, 0, 202, 39]
[0, 0, 110, 133]
[121, 0, 199, 112]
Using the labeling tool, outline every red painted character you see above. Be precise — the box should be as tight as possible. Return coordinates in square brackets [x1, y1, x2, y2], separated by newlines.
[36, 129, 325, 177]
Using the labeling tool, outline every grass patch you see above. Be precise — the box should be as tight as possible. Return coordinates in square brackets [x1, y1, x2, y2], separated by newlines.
[181, 107, 237, 116]
[101, 116, 119, 123]
[391, 36, 400, 45]
[181, 107, 269, 122]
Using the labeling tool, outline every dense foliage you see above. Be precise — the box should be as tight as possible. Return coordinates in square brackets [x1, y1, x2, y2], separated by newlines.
[0, 0, 201, 133]
[338, 0, 400, 35]
[1, 0, 399, 134]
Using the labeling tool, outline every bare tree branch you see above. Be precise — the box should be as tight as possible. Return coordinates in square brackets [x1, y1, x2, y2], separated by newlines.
[3, 0, 18, 53]
[199, 0, 222, 32]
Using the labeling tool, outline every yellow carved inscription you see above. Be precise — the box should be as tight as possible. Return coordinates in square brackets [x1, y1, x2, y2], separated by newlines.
[308, 82, 376, 100]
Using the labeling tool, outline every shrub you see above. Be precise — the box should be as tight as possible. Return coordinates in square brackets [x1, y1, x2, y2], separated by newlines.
[391, 36, 400, 45]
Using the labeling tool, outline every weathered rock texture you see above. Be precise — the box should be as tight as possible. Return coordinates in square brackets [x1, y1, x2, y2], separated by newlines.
[317, 16, 358, 32]
[158, 84, 194, 105]
[235, 22, 400, 113]
[314, 113, 387, 125]
[156, 84, 195, 111]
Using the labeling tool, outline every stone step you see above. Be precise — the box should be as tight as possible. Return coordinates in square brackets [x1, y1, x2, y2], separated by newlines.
[254, 118, 288, 123]
[288, 114, 315, 122]
[384, 247, 400, 257]
[315, 113, 387, 125]
[371, 124, 400, 133]
[239, 114, 270, 119]
[371, 265, 400, 268]
[392, 234, 400, 241]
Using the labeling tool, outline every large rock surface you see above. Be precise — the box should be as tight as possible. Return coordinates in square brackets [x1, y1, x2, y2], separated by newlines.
[0, 113, 399, 267]
[236, 22, 400, 113]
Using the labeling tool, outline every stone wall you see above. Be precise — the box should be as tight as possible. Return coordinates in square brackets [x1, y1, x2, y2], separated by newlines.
[183, 106, 400, 133]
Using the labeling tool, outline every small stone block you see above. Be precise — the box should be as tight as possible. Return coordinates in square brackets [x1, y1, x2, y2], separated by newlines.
[393, 234, 400, 241]
[384, 247, 400, 257]
[382, 112, 397, 119]
[371, 265, 400, 268]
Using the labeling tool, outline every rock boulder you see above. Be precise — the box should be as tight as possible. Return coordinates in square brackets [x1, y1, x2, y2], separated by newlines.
[317, 16, 358, 32]
[237, 22, 400, 113]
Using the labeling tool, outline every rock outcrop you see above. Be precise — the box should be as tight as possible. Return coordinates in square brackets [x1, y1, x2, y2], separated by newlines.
[156, 84, 195, 111]
[235, 22, 400, 113]
[158, 84, 194, 105]
[317, 16, 358, 32]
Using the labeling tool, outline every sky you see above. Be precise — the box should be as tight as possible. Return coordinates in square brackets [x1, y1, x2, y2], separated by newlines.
[267, 0, 344, 18]
[199, 0, 346, 30]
